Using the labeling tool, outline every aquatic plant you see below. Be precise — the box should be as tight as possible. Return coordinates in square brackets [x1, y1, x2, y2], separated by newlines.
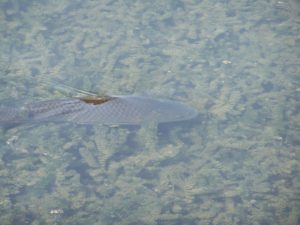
[1, 0, 299, 224]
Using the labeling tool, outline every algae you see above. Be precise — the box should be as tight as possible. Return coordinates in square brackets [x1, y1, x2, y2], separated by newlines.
[0, 0, 300, 224]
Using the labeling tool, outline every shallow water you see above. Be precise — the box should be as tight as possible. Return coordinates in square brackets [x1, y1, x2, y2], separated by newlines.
[0, 0, 299, 225]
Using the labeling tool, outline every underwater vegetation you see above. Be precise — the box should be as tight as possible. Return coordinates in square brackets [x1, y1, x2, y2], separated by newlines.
[0, 0, 300, 225]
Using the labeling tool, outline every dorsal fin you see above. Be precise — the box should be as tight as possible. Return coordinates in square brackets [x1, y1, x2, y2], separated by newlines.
[38, 77, 101, 97]
[78, 96, 115, 105]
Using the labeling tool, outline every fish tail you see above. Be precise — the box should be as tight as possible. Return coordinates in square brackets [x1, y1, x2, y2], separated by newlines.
[0, 106, 27, 126]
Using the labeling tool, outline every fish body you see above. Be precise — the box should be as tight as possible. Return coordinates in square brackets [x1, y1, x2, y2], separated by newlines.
[0, 95, 198, 125]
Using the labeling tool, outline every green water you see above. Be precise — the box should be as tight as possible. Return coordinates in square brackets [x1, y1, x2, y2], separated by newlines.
[0, 0, 299, 224]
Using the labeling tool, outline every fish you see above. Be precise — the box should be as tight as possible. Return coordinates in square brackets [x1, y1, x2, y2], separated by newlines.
[0, 95, 198, 126]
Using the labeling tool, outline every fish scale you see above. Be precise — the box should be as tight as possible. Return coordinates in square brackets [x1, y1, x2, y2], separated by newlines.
[26, 99, 86, 120]
[0, 95, 198, 125]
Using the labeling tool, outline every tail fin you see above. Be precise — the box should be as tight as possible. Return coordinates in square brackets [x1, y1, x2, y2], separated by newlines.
[0, 106, 27, 126]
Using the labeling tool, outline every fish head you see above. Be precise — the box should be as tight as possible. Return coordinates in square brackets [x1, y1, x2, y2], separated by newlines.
[149, 99, 199, 123]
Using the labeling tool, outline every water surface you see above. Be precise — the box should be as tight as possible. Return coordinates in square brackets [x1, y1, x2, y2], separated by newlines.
[0, 0, 299, 225]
